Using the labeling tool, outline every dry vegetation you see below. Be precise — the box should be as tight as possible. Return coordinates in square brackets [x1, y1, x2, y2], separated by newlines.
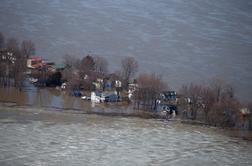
[179, 79, 251, 129]
[133, 73, 166, 111]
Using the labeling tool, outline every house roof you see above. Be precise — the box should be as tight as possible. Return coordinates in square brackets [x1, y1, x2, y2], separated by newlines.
[53, 64, 65, 70]
[28, 57, 42, 61]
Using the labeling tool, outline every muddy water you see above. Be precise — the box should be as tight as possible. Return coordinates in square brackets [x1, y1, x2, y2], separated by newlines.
[0, 81, 134, 114]
[0, 113, 252, 166]
[0, 83, 252, 165]
[0, 86, 86, 110]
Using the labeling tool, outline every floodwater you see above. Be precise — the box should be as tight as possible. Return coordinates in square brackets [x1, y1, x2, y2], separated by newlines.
[0, 111, 252, 166]
[0, 80, 90, 110]
[0, 86, 87, 110]
[0, 0, 252, 100]
[0, 80, 135, 113]
[0, 83, 252, 165]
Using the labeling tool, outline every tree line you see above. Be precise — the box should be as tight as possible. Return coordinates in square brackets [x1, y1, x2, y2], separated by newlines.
[179, 79, 251, 129]
[61, 53, 139, 92]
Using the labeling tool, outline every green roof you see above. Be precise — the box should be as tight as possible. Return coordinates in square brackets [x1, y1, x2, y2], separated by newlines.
[53, 64, 65, 70]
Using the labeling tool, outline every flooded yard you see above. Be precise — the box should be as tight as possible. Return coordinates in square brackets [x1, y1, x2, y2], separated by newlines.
[0, 84, 87, 110]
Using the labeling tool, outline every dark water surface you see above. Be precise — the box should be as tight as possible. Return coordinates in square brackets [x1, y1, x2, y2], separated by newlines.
[0, 0, 252, 100]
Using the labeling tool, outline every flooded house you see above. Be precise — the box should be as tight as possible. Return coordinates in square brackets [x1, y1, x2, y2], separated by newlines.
[91, 91, 120, 103]
[238, 107, 252, 130]
[156, 104, 178, 114]
[160, 91, 177, 105]
[155, 103, 178, 119]
[42, 60, 65, 73]
[128, 83, 138, 100]
[161, 91, 177, 101]
[103, 80, 112, 91]
[42, 60, 55, 72]
[27, 57, 43, 69]
[53, 64, 65, 71]
[92, 78, 103, 90]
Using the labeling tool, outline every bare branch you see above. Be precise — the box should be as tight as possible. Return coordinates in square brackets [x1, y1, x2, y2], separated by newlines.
[21, 40, 35, 59]
[121, 56, 138, 88]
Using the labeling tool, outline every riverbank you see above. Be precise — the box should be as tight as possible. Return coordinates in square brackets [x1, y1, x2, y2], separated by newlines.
[0, 102, 158, 120]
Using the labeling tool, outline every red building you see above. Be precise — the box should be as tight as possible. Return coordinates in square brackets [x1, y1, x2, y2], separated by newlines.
[27, 58, 43, 69]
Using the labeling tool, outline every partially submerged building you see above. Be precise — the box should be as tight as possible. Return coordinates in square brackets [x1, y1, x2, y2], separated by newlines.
[27, 57, 43, 69]
[91, 91, 119, 103]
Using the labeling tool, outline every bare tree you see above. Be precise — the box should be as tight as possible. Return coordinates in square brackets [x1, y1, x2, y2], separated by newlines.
[211, 78, 228, 102]
[0, 32, 4, 49]
[179, 78, 241, 128]
[137, 73, 166, 91]
[3, 38, 26, 88]
[6, 38, 19, 52]
[211, 78, 236, 102]
[63, 54, 80, 69]
[0, 32, 5, 83]
[210, 82, 239, 127]
[179, 84, 200, 119]
[94, 56, 108, 74]
[184, 84, 203, 120]
[0, 35, 31, 89]
[21, 40, 35, 59]
[78, 54, 101, 91]
[3, 38, 19, 86]
[80, 55, 95, 78]
[208, 95, 240, 127]
[201, 86, 215, 121]
[248, 102, 252, 130]
[62, 54, 80, 85]
[121, 56, 138, 89]
[14, 51, 26, 88]
[134, 73, 166, 111]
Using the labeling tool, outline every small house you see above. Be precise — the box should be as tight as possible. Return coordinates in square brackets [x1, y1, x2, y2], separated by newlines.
[128, 83, 138, 100]
[156, 104, 178, 115]
[61, 82, 67, 90]
[27, 58, 43, 69]
[239, 107, 251, 129]
[104, 81, 112, 90]
[160, 91, 177, 102]
[91, 91, 119, 103]
[115, 80, 122, 88]
[52, 64, 65, 72]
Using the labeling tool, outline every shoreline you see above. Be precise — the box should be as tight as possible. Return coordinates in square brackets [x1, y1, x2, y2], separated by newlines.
[0, 101, 160, 120]
[1, 102, 252, 141]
